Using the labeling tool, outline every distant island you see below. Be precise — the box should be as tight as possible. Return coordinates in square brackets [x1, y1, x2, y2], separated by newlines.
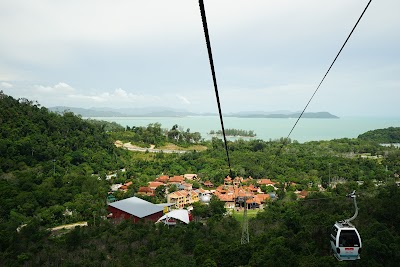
[49, 106, 339, 119]
[209, 129, 256, 137]
[227, 111, 339, 119]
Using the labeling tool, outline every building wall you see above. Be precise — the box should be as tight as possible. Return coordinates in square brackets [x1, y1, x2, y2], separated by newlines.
[108, 206, 163, 223]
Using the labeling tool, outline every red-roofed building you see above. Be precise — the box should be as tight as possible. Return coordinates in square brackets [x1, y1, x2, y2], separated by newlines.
[247, 184, 259, 193]
[216, 193, 235, 208]
[168, 175, 185, 184]
[119, 181, 133, 192]
[215, 185, 227, 194]
[254, 193, 271, 204]
[138, 186, 154, 196]
[156, 175, 169, 183]
[296, 190, 308, 199]
[224, 176, 232, 185]
[242, 176, 253, 183]
[148, 181, 165, 190]
[203, 181, 214, 188]
[233, 176, 242, 187]
[257, 179, 276, 185]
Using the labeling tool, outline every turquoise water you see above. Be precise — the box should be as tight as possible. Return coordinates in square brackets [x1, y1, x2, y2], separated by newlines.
[91, 116, 400, 143]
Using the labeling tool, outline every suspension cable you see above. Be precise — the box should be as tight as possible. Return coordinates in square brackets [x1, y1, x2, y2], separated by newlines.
[272, 0, 372, 163]
[198, 0, 232, 177]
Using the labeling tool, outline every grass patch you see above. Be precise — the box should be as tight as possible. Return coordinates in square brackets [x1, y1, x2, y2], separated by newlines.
[231, 209, 259, 223]
[157, 143, 208, 151]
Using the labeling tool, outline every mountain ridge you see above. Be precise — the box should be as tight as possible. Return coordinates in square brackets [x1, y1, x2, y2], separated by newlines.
[49, 106, 339, 118]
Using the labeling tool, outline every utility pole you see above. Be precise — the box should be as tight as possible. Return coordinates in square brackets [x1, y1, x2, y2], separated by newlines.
[239, 196, 251, 244]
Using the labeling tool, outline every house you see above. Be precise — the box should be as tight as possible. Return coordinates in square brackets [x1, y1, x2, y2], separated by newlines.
[167, 190, 199, 208]
[203, 181, 214, 188]
[257, 178, 276, 186]
[155, 175, 169, 183]
[233, 176, 242, 187]
[148, 181, 165, 190]
[247, 184, 259, 193]
[107, 197, 164, 223]
[195, 188, 211, 198]
[178, 182, 193, 191]
[217, 194, 235, 209]
[167, 190, 188, 209]
[245, 197, 260, 209]
[138, 186, 154, 196]
[184, 174, 198, 180]
[168, 175, 185, 185]
[296, 190, 308, 199]
[215, 185, 227, 195]
[224, 176, 232, 185]
[187, 190, 199, 204]
[110, 183, 123, 191]
[254, 193, 271, 204]
[119, 181, 133, 192]
[242, 176, 253, 184]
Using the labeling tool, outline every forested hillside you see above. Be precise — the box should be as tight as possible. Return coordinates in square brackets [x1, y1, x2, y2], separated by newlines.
[0, 92, 123, 173]
[0, 92, 130, 260]
[358, 127, 400, 143]
[1, 92, 400, 266]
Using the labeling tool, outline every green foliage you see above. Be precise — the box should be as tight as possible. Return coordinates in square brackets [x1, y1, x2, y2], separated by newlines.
[358, 127, 400, 143]
[109, 122, 204, 148]
[1, 92, 400, 266]
[2, 185, 398, 266]
[209, 128, 256, 137]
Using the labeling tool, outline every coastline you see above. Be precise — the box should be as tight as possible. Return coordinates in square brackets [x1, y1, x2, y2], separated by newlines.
[88, 116, 400, 143]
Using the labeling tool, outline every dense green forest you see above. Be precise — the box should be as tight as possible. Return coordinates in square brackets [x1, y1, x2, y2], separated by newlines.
[110, 123, 203, 148]
[1, 92, 400, 266]
[358, 127, 400, 143]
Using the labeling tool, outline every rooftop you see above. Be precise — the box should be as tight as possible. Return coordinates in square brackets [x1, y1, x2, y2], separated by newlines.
[108, 197, 163, 218]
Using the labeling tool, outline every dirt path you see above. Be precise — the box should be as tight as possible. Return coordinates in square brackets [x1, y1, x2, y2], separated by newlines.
[51, 222, 88, 231]
[116, 141, 189, 154]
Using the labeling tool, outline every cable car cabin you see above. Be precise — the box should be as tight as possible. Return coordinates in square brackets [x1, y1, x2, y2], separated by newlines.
[330, 221, 362, 261]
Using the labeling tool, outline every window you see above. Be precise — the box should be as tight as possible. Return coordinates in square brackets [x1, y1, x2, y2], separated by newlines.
[331, 226, 338, 242]
[339, 230, 360, 247]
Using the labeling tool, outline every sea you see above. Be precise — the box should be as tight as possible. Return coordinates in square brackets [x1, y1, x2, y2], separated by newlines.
[90, 116, 400, 143]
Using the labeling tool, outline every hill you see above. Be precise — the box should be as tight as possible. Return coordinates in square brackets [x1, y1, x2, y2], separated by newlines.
[358, 127, 400, 143]
[49, 106, 198, 117]
[0, 93, 121, 173]
[49, 106, 338, 118]
[1, 92, 400, 266]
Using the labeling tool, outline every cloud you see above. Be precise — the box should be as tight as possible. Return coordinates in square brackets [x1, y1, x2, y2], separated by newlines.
[67, 88, 164, 107]
[114, 88, 128, 98]
[1, 82, 13, 88]
[35, 82, 75, 93]
[0, 0, 399, 117]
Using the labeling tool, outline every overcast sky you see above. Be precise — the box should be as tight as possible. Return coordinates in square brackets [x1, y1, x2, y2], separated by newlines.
[1, 0, 399, 117]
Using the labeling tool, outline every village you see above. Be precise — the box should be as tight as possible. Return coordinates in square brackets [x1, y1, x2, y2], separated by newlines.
[106, 172, 318, 225]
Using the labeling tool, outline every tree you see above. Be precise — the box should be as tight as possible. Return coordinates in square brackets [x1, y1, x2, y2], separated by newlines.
[209, 196, 226, 217]
[168, 184, 178, 193]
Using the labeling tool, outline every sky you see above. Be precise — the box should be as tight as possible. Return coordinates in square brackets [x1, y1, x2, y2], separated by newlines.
[0, 0, 399, 117]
